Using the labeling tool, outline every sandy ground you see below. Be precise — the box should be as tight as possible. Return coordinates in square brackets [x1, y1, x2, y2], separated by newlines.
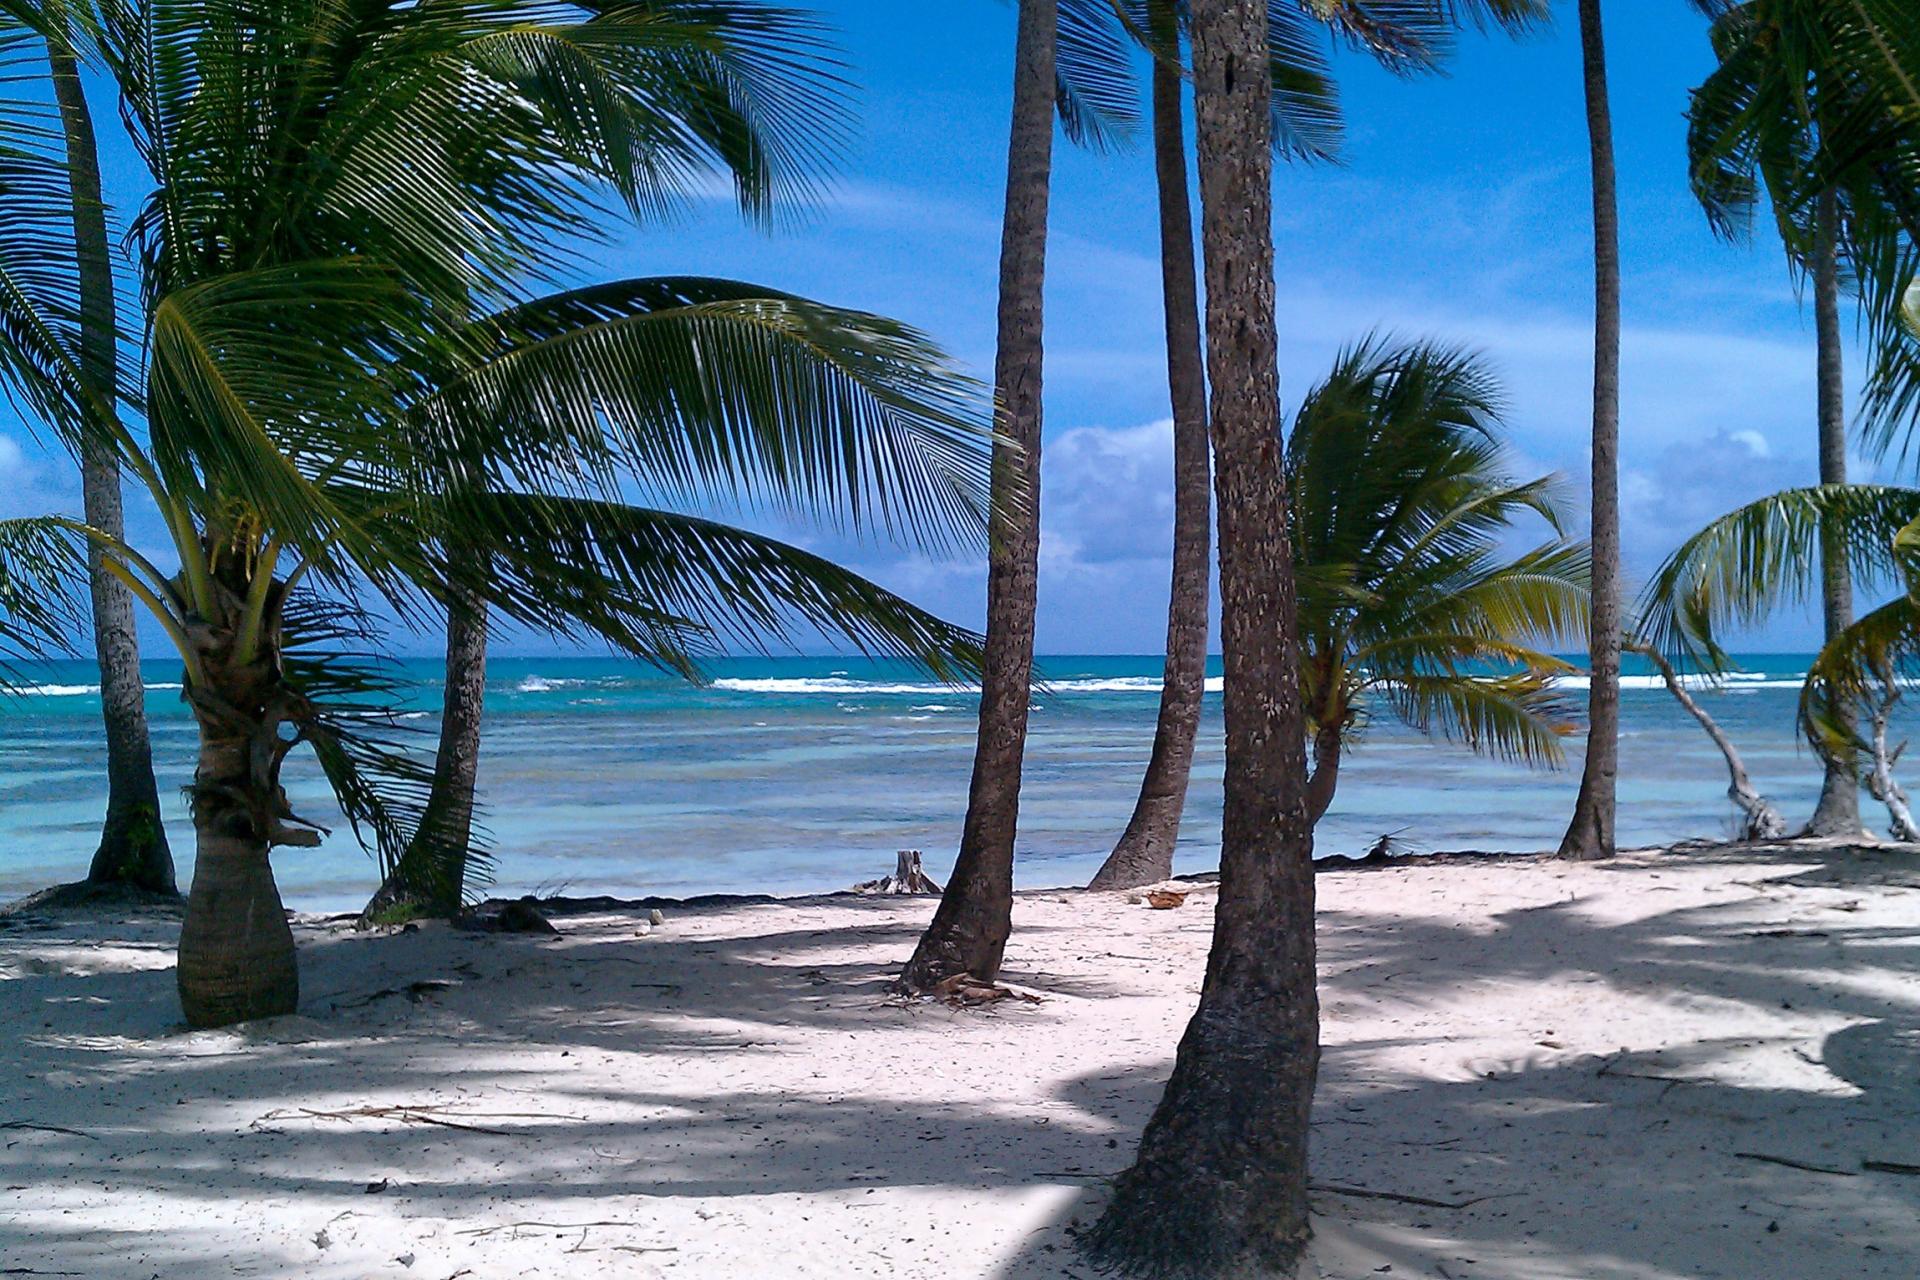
[1, 842, 1916, 1279]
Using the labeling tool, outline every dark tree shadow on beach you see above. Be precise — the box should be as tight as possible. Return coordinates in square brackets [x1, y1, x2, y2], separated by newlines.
[3, 848, 1918, 1278]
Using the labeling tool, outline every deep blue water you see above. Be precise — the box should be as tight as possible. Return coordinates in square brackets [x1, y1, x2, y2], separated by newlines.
[0, 653, 1865, 912]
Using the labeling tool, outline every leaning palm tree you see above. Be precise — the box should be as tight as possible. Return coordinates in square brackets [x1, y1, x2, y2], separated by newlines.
[897, 0, 1139, 990]
[1640, 482, 1920, 832]
[1090, 0, 1546, 890]
[1688, 0, 1873, 835]
[3, 1, 172, 892]
[1287, 337, 1588, 825]
[0, 0, 992, 1029]
[361, 0, 871, 921]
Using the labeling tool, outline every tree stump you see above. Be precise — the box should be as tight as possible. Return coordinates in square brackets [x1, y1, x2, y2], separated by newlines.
[855, 851, 943, 895]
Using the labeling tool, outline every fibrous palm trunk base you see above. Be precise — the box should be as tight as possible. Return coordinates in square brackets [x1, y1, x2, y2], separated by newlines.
[177, 828, 298, 1028]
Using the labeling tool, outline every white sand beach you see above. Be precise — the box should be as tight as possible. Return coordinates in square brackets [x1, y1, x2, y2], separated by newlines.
[2, 844, 1915, 1279]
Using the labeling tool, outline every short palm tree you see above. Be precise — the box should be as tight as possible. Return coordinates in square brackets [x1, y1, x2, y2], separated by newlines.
[0, 0, 991, 1028]
[1641, 483, 1920, 758]
[1286, 337, 1589, 824]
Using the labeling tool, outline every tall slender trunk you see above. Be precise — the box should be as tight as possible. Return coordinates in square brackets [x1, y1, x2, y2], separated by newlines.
[1805, 191, 1864, 837]
[1559, 0, 1621, 863]
[898, 0, 1054, 990]
[47, 42, 174, 894]
[363, 583, 489, 921]
[1082, 0, 1319, 1271]
[1090, 13, 1212, 892]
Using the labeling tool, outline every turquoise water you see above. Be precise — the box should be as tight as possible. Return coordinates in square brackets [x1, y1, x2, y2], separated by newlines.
[0, 652, 1862, 912]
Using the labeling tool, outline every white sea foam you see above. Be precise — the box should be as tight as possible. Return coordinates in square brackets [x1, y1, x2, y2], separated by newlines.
[709, 675, 1229, 696]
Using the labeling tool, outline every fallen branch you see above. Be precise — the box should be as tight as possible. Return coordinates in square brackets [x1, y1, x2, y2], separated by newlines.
[0, 1121, 96, 1141]
[1734, 1151, 1856, 1177]
[458, 1220, 641, 1237]
[259, 1105, 577, 1137]
[1310, 1181, 1504, 1209]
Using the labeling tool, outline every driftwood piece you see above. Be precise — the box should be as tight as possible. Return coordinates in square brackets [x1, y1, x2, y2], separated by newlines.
[853, 851, 943, 895]
[1629, 643, 1787, 840]
[1864, 689, 1920, 842]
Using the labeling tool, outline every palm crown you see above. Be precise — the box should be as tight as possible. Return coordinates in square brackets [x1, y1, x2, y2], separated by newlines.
[1285, 337, 1589, 823]
[0, 0, 994, 1027]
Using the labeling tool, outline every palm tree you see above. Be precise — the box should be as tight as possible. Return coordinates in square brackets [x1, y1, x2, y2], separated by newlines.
[1559, 0, 1623, 862]
[1288, 337, 1588, 824]
[897, 0, 1139, 989]
[361, 0, 868, 921]
[0, 0, 992, 1029]
[8, 3, 175, 893]
[1090, 0, 1547, 890]
[1687, 0, 1869, 835]
[1640, 482, 1920, 827]
[1079, 0, 1319, 1268]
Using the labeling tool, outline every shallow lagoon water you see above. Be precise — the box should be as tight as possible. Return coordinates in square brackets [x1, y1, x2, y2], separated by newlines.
[0, 653, 1860, 912]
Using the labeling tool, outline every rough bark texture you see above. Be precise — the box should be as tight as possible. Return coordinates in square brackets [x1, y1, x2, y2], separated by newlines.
[1080, 0, 1319, 1272]
[1090, 25, 1212, 893]
[177, 624, 302, 1028]
[898, 0, 1054, 990]
[363, 585, 489, 922]
[1560, 0, 1621, 863]
[48, 43, 175, 894]
[1805, 192, 1865, 838]
[1630, 643, 1786, 841]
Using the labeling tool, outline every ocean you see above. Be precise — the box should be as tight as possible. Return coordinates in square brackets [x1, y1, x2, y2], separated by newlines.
[0, 653, 1867, 912]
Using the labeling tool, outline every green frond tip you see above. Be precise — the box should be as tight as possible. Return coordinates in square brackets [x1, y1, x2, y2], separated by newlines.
[0, 516, 88, 678]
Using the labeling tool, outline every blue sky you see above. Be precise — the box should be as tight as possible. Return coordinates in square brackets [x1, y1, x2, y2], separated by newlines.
[1, 3, 1882, 654]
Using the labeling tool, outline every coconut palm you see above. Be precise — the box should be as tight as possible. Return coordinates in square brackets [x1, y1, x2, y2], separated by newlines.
[1559, 0, 1623, 862]
[1287, 337, 1588, 825]
[897, 0, 1141, 990]
[1687, 0, 1877, 834]
[1089, 0, 1547, 891]
[1080, 0, 1318, 1268]
[1639, 483, 1920, 828]
[0, 0, 992, 1028]
[360, 0, 878, 921]
[4, 1, 173, 893]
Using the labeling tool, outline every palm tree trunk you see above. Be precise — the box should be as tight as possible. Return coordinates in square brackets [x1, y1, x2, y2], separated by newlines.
[1629, 641, 1786, 840]
[177, 656, 299, 1029]
[1081, 0, 1319, 1270]
[363, 582, 488, 921]
[1805, 190, 1864, 837]
[1559, 0, 1621, 863]
[46, 42, 174, 894]
[1305, 724, 1341, 826]
[898, 0, 1054, 990]
[1090, 13, 1212, 893]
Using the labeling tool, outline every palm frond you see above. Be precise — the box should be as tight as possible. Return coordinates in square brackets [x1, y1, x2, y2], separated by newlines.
[0, 515, 87, 675]
[1639, 483, 1920, 664]
[410, 277, 993, 550]
[439, 492, 985, 681]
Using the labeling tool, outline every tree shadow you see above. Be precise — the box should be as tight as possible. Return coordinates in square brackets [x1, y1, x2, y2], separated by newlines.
[3, 849, 1916, 1278]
